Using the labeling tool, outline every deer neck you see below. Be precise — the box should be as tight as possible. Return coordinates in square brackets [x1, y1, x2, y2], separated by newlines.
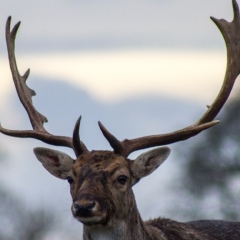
[82, 198, 153, 240]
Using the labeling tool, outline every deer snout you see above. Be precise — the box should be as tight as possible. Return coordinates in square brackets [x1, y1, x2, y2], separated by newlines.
[72, 199, 96, 218]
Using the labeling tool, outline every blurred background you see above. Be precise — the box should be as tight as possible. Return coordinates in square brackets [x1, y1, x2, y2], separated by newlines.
[0, 0, 240, 239]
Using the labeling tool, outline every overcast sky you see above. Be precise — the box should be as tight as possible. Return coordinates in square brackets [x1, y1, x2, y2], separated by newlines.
[0, 0, 233, 52]
[0, 1, 239, 238]
[0, 0, 237, 106]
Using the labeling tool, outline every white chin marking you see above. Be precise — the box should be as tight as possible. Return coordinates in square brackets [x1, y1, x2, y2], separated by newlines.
[77, 215, 105, 224]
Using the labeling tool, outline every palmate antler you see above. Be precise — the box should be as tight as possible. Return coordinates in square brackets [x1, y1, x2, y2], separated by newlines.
[1, 0, 240, 158]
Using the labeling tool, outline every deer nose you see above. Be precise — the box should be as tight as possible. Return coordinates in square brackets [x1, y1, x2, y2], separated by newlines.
[72, 201, 96, 217]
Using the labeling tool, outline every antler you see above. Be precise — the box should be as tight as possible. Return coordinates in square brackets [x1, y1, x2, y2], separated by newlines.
[1, 1, 240, 159]
[0, 17, 88, 157]
[99, 0, 240, 157]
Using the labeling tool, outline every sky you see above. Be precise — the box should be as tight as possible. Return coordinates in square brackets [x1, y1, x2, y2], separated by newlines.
[0, 50, 227, 105]
[0, 0, 236, 106]
[0, 0, 233, 51]
[0, 0, 239, 238]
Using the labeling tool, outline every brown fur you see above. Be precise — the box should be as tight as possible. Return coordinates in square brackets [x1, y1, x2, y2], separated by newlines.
[59, 151, 240, 240]
[3, 1, 240, 238]
[34, 148, 240, 239]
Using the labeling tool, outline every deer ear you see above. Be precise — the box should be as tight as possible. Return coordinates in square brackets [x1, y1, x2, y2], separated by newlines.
[131, 147, 170, 182]
[33, 147, 74, 179]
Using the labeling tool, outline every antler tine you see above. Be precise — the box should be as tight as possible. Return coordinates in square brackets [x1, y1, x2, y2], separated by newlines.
[99, 0, 240, 157]
[5, 16, 47, 131]
[198, 0, 240, 124]
[99, 121, 219, 157]
[98, 121, 124, 153]
[73, 117, 89, 157]
[0, 17, 89, 156]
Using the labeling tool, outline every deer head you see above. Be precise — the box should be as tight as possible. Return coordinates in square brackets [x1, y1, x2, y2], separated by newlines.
[2, 0, 240, 239]
[34, 146, 170, 226]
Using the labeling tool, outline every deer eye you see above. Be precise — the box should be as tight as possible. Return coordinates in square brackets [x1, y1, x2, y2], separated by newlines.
[117, 175, 128, 185]
[66, 177, 74, 185]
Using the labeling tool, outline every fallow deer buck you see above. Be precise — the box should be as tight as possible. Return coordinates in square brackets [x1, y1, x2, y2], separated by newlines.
[2, 0, 240, 239]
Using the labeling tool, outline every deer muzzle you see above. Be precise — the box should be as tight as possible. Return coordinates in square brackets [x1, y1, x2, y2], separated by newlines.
[71, 194, 108, 225]
[72, 201, 96, 217]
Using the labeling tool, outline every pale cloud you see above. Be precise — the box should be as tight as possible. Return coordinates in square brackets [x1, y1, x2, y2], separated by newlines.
[0, 49, 227, 105]
[0, 0, 233, 104]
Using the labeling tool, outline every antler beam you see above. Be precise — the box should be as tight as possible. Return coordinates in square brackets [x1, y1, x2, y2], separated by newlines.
[0, 17, 88, 157]
[99, 0, 240, 157]
[1, 0, 240, 159]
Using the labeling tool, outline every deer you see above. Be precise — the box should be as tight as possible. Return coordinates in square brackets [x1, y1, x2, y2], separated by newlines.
[1, 0, 240, 239]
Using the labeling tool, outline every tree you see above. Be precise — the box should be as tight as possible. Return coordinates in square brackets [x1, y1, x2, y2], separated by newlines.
[177, 94, 240, 221]
[0, 152, 56, 240]
[0, 186, 57, 240]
